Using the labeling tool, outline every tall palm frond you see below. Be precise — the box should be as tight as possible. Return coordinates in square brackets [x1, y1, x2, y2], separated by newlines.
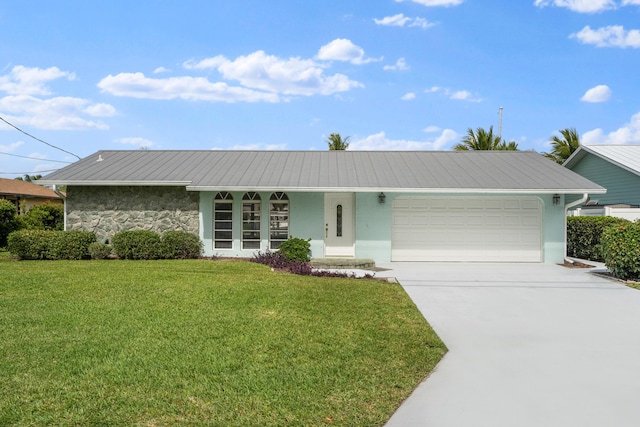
[327, 133, 350, 150]
[544, 128, 580, 164]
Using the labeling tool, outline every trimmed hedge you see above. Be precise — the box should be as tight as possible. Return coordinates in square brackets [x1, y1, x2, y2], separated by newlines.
[111, 230, 162, 260]
[567, 216, 629, 261]
[7, 230, 96, 260]
[111, 230, 203, 260]
[159, 230, 203, 259]
[601, 222, 640, 281]
[277, 237, 311, 262]
[88, 242, 112, 260]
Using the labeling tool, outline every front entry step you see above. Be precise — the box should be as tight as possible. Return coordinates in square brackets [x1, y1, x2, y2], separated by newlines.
[310, 258, 376, 270]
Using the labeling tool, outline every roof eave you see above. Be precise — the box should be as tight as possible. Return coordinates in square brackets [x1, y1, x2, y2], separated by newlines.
[186, 185, 607, 194]
[38, 180, 193, 187]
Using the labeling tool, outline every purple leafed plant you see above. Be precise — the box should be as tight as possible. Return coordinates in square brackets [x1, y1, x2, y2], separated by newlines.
[251, 250, 375, 280]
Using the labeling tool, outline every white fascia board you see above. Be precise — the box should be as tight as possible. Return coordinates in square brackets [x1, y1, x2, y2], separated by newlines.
[39, 181, 192, 186]
[186, 185, 607, 194]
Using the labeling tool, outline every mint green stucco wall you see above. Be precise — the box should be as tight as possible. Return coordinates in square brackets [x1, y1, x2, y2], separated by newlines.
[354, 192, 393, 261]
[567, 153, 640, 205]
[199, 191, 324, 258]
[200, 191, 566, 264]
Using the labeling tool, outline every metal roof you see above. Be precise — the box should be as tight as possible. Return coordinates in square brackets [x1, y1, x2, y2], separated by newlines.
[39, 150, 605, 194]
[564, 145, 640, 177]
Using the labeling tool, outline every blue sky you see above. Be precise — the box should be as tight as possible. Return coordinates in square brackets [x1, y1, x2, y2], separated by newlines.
[1, 0, 639, 178]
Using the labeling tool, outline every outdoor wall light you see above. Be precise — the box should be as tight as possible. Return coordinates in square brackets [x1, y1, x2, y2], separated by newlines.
[378, 192, 386, 204]
[553, 194, 560, 205]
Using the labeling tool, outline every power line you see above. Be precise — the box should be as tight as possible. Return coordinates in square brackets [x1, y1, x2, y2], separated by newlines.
[0, 151, 72, 164]
[0, 115, 81, 160]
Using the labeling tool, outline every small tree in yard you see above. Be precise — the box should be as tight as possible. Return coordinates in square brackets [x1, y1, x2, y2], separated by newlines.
[20, 204, 64, 231]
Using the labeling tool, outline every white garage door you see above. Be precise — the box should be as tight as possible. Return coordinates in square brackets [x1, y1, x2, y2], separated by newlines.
[392, 196, 542, 262]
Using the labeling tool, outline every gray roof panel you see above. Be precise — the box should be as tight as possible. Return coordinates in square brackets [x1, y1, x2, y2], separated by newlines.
[39, 150, 606, 194]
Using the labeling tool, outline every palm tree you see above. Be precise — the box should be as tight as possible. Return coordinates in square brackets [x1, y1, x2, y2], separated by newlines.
[453, 126, 518, 151]
[544, 128, 580, 164]
[327, 133, 350, 150]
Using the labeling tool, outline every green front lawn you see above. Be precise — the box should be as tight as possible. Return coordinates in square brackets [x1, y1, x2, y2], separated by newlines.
[0, 257, 445, 426]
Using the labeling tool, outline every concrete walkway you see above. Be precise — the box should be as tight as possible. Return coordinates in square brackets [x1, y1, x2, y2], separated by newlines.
[374, 262, 640, 427]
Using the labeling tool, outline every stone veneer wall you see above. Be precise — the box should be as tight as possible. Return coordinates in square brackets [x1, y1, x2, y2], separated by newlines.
[66, 186, 200, 242]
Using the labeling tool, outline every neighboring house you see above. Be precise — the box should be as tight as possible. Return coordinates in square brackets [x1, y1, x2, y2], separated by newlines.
[39, 150, 604, 264]
[564, 145, 640, 220]
[0, 177, 63, 214]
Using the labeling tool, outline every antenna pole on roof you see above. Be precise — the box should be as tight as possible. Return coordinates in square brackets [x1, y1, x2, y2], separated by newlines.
[498, 106, 503, 140]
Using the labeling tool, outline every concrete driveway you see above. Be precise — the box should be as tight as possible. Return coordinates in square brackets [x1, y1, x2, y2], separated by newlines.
[375, 262, 640, 427]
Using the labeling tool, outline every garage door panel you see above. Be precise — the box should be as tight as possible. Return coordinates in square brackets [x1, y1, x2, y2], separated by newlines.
[392, 196, 542, 262]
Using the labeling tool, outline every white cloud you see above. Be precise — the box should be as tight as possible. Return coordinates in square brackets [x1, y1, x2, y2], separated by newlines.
[316, 39, 381, 64]
[98, 72, 280, 102]
[426, 86, 482, 102]
[622, 0, 640, 4]
[571, 25, 640, 48]
[84, 103, 117, 117]
[533, 0, 616, 13]
[583, 112, 640, 144]
[349, 129, 458, 151]
[423, 125, 441, 133]
[0, 140, 24, 152]
[384, 58, 410, 71]
[183, 56, 228, 70]
[375, 13, 411, 26]
[213, 51, 362, 95]
[401, 92, 416, 101]
[0, 65, 75, 96]
[0, 66, 113, 131]
[153, 67, 171, 74]
[0, 95, 110, 130]
[374, 13, 435, 29]
[180, 48, 364, 98]
[581, 84, 611, 102]
[115, 137, 154, 148]
[395, 0, 463, 6]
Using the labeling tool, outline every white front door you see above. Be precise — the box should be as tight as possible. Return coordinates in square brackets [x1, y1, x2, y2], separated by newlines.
[324, 193, 355, 257]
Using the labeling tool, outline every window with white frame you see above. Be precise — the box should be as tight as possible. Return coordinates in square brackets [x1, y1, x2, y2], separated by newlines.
[242, 192, 261, 250]
[214, 192, 233, 249]
[269, 192, 289, 249]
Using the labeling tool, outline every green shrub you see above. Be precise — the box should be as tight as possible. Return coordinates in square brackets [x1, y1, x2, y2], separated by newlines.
[20, 204, 64, 231]
[88, 242, 112, 260]
[7, 230, 50, 259]
[0, 199, 19, 247]
[111, 230, 162, 260]
[48, 231, 96, 260]
[7, 230, 96, 260]
[277, 237, 311, 262]
[160, 231, 203, 259]
[601, 223, 640, 281]
[567, 216, 629, 261]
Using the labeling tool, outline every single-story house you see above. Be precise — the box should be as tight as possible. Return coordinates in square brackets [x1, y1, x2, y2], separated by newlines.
[564, 145, 640, 220]
[39, 150, 605, 264]
[0, 177, 63, 214]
